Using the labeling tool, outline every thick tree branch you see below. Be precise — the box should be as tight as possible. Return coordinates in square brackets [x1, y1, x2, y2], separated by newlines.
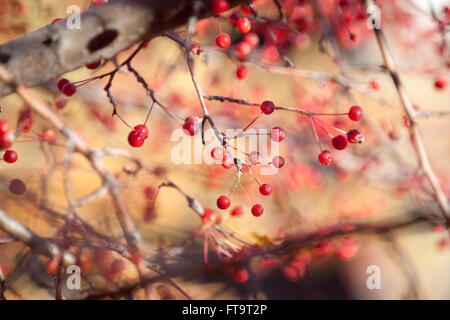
[0, 0, 247, 98]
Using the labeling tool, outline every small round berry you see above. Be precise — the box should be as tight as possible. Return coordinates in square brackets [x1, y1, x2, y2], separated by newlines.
[202, 208, 220, 224]
[134, 124, 149, 139]
[260, 100, 275, 115]
[51, 18, 62, 24]
[348, 105, 363, 121]
[18, 109, 32, 132]
[55, 99, 68, 110]
[0, 132, 14, 149]
[86, 60, 102, 69]
[434, 76, 447, 90]
[61, 82, 77, 97]
[9, 178, 26, 195]
[183, 116, 199, 136]
[44, 129, 57, 142]
[248, 151, 261, 165]
[3, 150, 18, 163]
[272, 155, 285, 168]
[222, 153, 234, 169]
[57, 78, 70, 91]
[143, 186, 155, 200]
[259, 183, 273, 196]
[332, 135, 348, 150]
[217, 195, 231, 210]
[191, 43, 201, 55]
[347, 129, 364, 144]
[243, 32, 259, 48]
[237, 17, 252, 34]
[93, 0, 108, 6]
[236, 65, 248, 79]
[128, 130, 145, 147]
[211, 146, 224, 160]
[370, 79, 381, 90]
[241, 3, 255, 15]
[231, 206, 243, 217]
[216, 33, 231, 49]
[233, 267, 249, 283]
[251, 204, 264, 217]
[210, 0, 229, 14]
[236, 41, 252, 58]
[0, 120, 11, 135]
[318, 150, 332, 166]
[270, 126, 285, 142]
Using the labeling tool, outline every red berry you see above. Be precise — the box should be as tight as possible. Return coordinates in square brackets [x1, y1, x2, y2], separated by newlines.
[348, 105, 363, 121]
[0, 120, 11, 135]
[3, 150, 18, 163]
[183, 117, 199, 136]
[55, 99, 68, 110]
[44, 129, 57, 142]
[231, 206, 243, 217]
[86, 60, 102, 69]
[191, 43, 202, 55]
[217, 195, 231, 210]
[236, 65, 248, 79]
[347, 129, 364, 144]
[222, 153, 234, 169]
[51, 18, 62, 24]
[61, 82, 77, 97]
[143, 186, 155, 200]
[0, 132, 14, 149]
[272, 155, 285, 168]
[216, 33, 231, 49]
[237, 17, 252, 34]
[241, 3, 255, 15]
[259, 183, 273, 196]
[251, 204, 264, 217]
[248, 151, 261, 165]
[243, 32, 259, 48]
[270, 126, 285, 142]
[210, 0, 229, 14]
[57, 78, 70, 91]
[211, 146, 224, 160]
[202, 208, 220, 224]
[318, 150, 332, 166]
[233, 267, 249, 283]
[261, 100, 275, 115]
[236, 41, 252, 58]
[370, 79, 381, 90]
[332, 135, 348, 150]
[128, 130, 145, 147]
[93, 0, 108, 6]
[435, 76, 447, 90]
[134, 124, 149, 139]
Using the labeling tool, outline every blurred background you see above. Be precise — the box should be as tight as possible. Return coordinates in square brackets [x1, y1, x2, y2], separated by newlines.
[0, 0, 449, 299]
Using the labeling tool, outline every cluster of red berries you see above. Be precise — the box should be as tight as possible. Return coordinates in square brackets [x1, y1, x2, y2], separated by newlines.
[128, 124, 149, 147]
[0, 120, 18, 164]
[318, 105, 364, 166]
[57, 78, 77, 97]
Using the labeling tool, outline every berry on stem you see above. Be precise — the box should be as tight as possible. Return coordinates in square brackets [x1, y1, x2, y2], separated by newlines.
[259, 183, 273, 196]
[0, 132, 14, 149]
[270, 126, 285, 142]
[183, 116, 199, 136]
[434, 76, 447, 90]
[3, 150, 18, 163]
[348, 105, 363, 121]
[347, 129, 364, 144]
[211, 146, 224, 160]
[332, 135, 348, 150]
[251, 204, 264, 217]
[231, 206, 243, 217]
[241, 3, 255, 15]
[128, 130, 145, 147]
[222, 153, 234, 169]
[57, 78, 70, 91]
[217, 195, 231, 210]
[236, 41, 252, 58]
[61, 82, 77, 97]
[261, 100, 275, 115]
[216, 33, 231, 49]
[134, 124, 149, 139]
[243, 32, 259, 48]
[318, 150, 332, 166]
[202, 208, 220, 224]
[0, 120, 11, 135]
[210, 0, 229, 14]
[272, 155, 285, 168]
[248, 151, 261, 165]
[237, 17, 252, 34]
[86, 60, 102, 69]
